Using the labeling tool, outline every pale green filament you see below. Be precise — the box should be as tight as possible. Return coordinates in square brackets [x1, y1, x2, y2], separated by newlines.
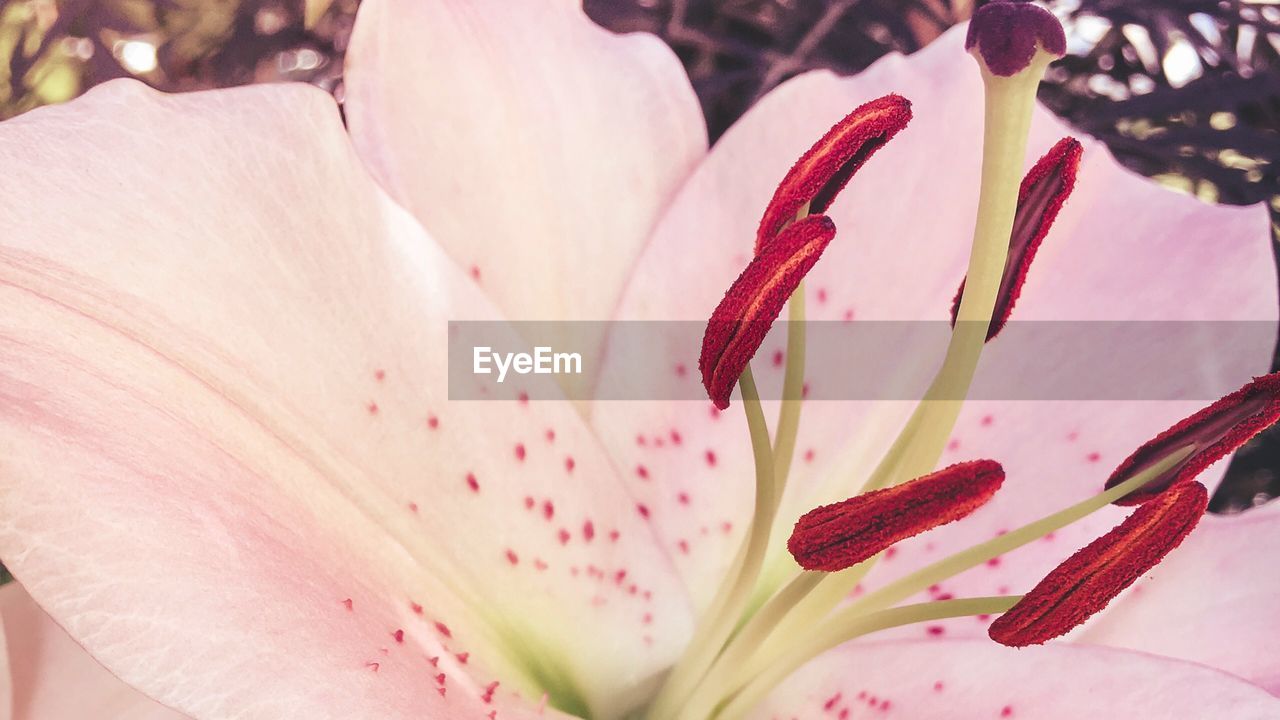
[715, 597, 1020, 720]
[773, 284, 807, 492]
[648, 367, 777, 719]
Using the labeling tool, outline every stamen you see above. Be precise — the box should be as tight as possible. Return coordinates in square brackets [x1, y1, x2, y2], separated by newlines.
[965, 0, 1067, 77]
[699, 215, 836, 409]
[990, 481, 1207, 647]
[754, 95, 911, 252]
[788, 460, 1004, 572]
[951, 137, 1083, 340]
[1104, 371, 1280, 505]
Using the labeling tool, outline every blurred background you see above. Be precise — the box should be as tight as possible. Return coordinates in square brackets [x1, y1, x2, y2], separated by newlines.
[0, 0, 1274, 520]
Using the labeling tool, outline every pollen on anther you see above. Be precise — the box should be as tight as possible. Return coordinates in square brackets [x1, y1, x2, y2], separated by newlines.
[789, 460, 1004, 572]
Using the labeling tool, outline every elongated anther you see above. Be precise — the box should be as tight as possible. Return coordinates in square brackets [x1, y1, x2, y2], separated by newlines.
[755, 94, 911, 252]
[1104, 371, 1280, 505]
[966, 1, 1067, 78]
[990, 481, 1207, 647]
[788, 459, 1004, 572]
[700, 215, 836, 409]
[951, 137, 1082, 340]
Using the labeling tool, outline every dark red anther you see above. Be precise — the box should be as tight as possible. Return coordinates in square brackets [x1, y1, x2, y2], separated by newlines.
[951, 137, 1082, 340]
[966, 1, 1066, 77]
[1104, 371, 1280, 505]
[989, 481, 1207, 647]
[787, 459, 1004, 572]
[755, 94, 911, 252]
[700, 215, 837, 409]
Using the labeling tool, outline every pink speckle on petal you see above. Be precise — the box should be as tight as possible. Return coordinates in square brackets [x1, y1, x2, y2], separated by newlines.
[1001, 706, 1014, 718]
[515, 443, 527, 461]
[1087, 451, 1102, 463]
[705, 450, 718, 467]
[341, 598, 353, 611]
[374, 369, 385, 381]
[505, 549, 519, 565]
[564, 456, 576, 473]
[583, 521, 595, 541]
[393, 629, 404, 643]
[636, 465, 650, 480]
[466, 473, 480, 493]
[427, 415, 440, 430]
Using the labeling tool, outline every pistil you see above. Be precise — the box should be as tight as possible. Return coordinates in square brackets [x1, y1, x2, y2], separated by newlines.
[737, 1, 1069, 663]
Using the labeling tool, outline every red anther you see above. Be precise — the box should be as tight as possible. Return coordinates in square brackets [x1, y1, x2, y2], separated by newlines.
[700, 215, 837, 409]
[755, 94, 911, 252]
[989, 482, 1208, 647]
[951, 137, 1082, 340]
[966, 1, 1066, 77]
[787, 459, 1004, 572]
[1105, 372, 1280, 505]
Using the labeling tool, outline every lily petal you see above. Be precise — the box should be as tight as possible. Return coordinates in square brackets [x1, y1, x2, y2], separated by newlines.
[343, 0, 707, 367]
[753, 639, 1280, 719]
[593, 24, 1276, 613]
[1078, 499, 1280, 693]
[0, 582, 187, 719]
[0, 81, 688, 718]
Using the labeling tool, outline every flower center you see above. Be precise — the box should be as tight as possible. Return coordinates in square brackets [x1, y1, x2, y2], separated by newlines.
[626, 5, 1280, 720]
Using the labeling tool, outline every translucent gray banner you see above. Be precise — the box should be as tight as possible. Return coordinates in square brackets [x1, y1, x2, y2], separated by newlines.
[447, 321, 1276, 401]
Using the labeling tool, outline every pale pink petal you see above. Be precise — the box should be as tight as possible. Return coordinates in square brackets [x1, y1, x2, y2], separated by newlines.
[1078, 499, 1280, 692]
[753, 639, 1280, 719]
[343, 0, 707, 363]
[592, 25, 1275, 608]
[0, 582, 187, 719]
[0, 80, 688, 718]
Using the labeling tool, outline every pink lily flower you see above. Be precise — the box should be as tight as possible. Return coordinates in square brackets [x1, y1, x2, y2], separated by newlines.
[1, 1, 1278, 718]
